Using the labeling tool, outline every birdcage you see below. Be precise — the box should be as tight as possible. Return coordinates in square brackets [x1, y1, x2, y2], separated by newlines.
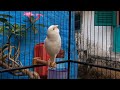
[0, 11, 78, 79]
[0, 11, 120, 79]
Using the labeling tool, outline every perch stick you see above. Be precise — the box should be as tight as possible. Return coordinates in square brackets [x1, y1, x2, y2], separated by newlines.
[21, 69, 40, 79]
[1, 45, 21, 67]
[0, 43, 40, 79]
[8, 46, 21, 66]
[8, 57, 22, 67]
[0, 60, 19, 75]
[2, 42, 21, 67]
[0, 60, 40, 79]
[0, 60, 13, 69]
[0, 55, 8, 61]
[33, 57, 49, 66]
[0, 60, 23, 75]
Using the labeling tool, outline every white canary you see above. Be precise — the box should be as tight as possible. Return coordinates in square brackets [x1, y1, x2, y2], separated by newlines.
[44, 25, 61, 68]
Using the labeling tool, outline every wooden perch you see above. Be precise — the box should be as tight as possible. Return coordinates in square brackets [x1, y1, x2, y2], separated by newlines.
[0, 60, 40, 79]
[21, 69, 40, 79]
[0, 54, 40, 79]
[33, 57, 49, 66]
[0, 40, 41, 79]
[0, 55, 8, 61]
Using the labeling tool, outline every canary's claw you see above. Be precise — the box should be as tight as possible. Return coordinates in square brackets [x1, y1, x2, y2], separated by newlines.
[48, 61, 56, 68]
[50, 62, 56, 68]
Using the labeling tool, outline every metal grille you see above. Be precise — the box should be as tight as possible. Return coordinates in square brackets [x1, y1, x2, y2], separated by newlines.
[76, 11, 120, 79]
[0, 11, 120, 79]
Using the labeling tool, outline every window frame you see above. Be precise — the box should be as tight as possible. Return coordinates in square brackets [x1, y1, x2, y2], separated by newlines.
[75, 11, 82, 32]
[94, 11, 117, 26]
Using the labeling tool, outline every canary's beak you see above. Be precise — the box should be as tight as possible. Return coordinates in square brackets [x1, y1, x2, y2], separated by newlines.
[53, 25, 59, 30]
[55, 25, 58, 28]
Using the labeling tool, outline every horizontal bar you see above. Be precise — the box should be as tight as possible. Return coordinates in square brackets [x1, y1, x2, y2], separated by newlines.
[90, 56, 118, 61]
[1, 59, 120, 73]
[0, 60, 68, 73]
[70, 60, 120, 72]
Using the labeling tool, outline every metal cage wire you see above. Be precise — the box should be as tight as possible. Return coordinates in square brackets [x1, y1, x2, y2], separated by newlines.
[0, 11, 120, 79]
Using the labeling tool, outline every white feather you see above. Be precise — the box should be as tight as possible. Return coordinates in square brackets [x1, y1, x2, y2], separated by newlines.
[44, 25, 61, 62]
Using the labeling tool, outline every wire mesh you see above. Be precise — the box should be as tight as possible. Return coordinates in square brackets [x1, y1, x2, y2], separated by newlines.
[76, 11, 120, 79]
[0, 11, 120, 79]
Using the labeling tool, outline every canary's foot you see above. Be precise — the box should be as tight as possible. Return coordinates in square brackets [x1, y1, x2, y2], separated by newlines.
[50, 61, 56, 68]
[48, 61, 56, 68]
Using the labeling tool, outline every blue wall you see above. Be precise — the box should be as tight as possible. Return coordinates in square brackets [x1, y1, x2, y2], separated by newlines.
[0, 11, 78, 79]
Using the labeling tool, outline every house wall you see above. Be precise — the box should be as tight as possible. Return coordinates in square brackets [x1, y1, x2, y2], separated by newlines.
[78, 11, 113, 57]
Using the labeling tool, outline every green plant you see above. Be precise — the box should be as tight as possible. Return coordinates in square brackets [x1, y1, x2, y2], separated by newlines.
[0, 14, 26, 41]
[0, 12, 45, 41]
[0, 13, 43, 79]
[23, 12, 45, 34]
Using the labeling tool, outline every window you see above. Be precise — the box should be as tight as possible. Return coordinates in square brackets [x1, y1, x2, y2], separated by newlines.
[113, 11, 120, 53]
[94, 11, 117, 26]
[75, 12, 81, 30]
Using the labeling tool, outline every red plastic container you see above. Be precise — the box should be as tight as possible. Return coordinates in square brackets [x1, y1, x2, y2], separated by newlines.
[34, 43, 50, 77]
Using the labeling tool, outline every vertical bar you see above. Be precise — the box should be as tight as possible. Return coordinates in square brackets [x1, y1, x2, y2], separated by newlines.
[73, 11, 75, 79]
[33, 11, 35, 78]
[8, 11, 11, 79]
[97, 11, 100, 79]
[109, 12, 112, 78]
[90, 11, 92, 69]
[83, 11, 85, 62]
[102, 12, 104, 78]
[94, 11, 96, 69]
[19, 11, 22, 79]
[1, 11, 5, 79]
[25, 10, 27, 78]
[114, 11, 117, 79]
[28, 11, 31, 76]
[67, 11, 71, 79]
[14, 11, 16, 79]
[105, 14, 107, 78]
[58, 11, 61, 78]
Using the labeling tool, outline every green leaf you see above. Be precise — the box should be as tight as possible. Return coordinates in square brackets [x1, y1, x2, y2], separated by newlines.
[29, 16, 35, 23]
[30, 16, 34, 20]
[0, 14, 13, 18]
[0, 26, 12, 36]
[21, 24, 26, 28]
[35, 24, 45, 27]
[32, 26, 38, 34]
[0, 18, 8, 23]
[21, 28, 26, 31]
[13, 24, 19, 29]
[4, 22, 13, 29]
[0, 26, 4, 33]
[0, 26, 9, 34]
[4, 21, 11, 26]
[15, 31, 26, 37]
[5, 26, 10, 29]
[11, 29, 15, 34]
[15, 29, 20, 32]
[13, 27, 26, 33]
